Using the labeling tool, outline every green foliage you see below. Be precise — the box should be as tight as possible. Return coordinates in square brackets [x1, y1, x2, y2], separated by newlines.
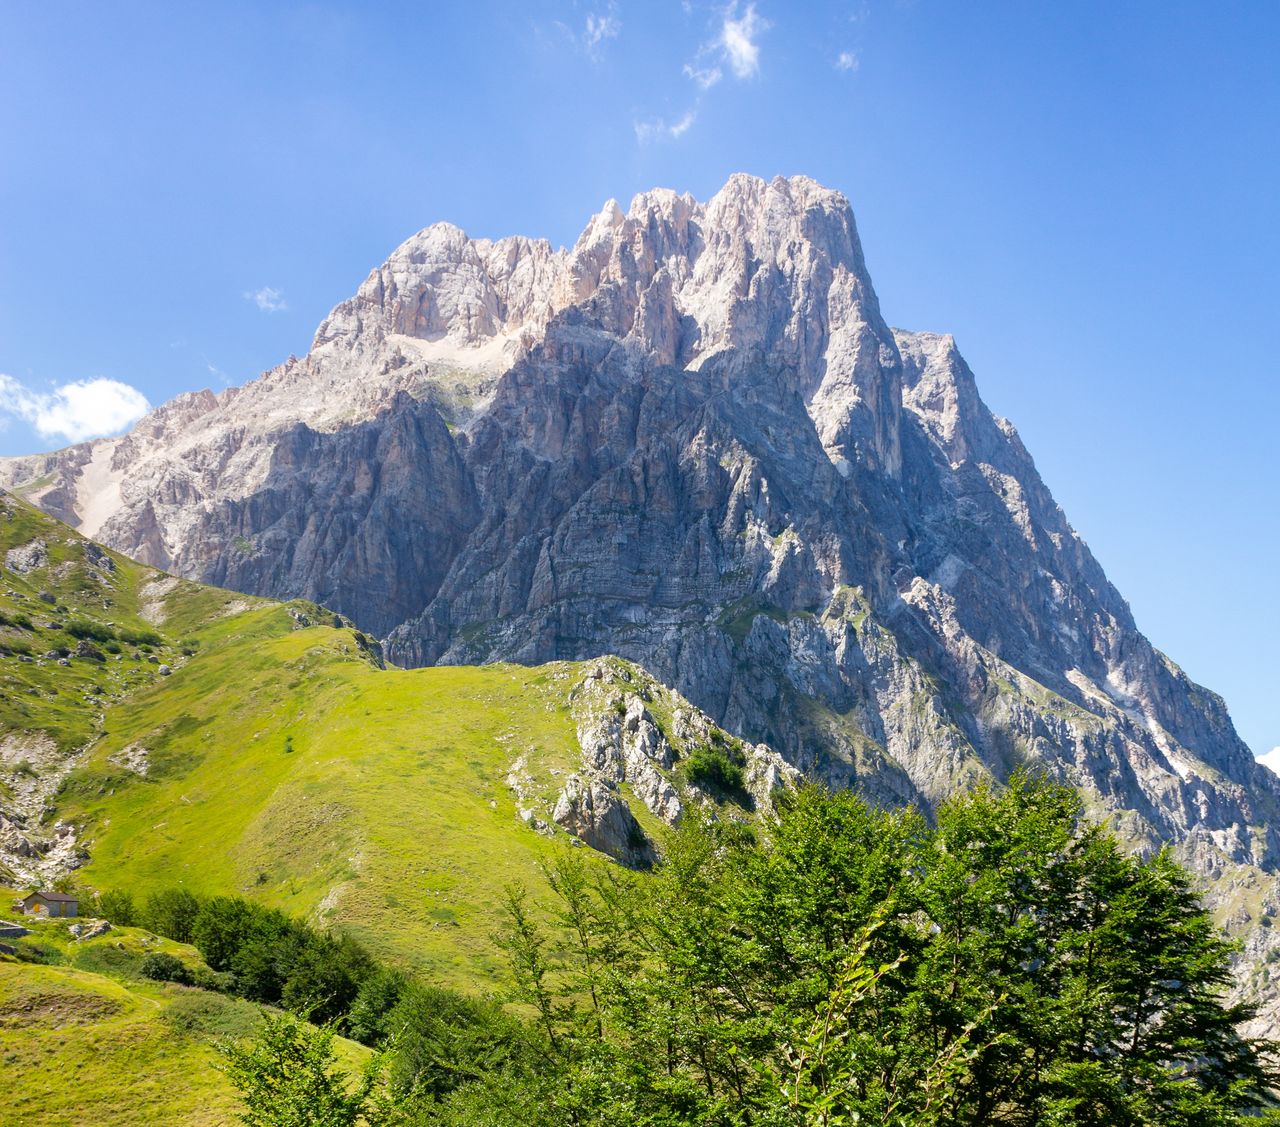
[683, 744, 745, 795]
[71, 943, 145, 979]
[12, 940, 64, 965]
[347, 969, 409, 1047]
[139, 951, 195, 985]
[172, 892, 375, 1033]
[403, 775, 1279, 1126]
[386, 985, 537, 1102]
[142, 887, 203, 943]
[219, 1012, 387, 1127]
[96, 888, 139, 927]
[117, 625, 164, 647]
[188, 894, 250, 968]
[65, 617, 115, 642]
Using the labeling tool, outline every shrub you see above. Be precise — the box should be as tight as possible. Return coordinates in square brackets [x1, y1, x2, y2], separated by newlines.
[387, 985, 537, 1100]
[64, 618, 115, 643]
[684, 744, 746, 795]
[72, 944, 143, 978]
[117, 626, 163, 647]
[13, 941, 63, 965]
[139, 951, 194, 985]
[191, 897, 255, 971]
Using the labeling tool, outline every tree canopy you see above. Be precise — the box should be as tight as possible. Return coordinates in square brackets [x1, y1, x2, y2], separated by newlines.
[218, 773, 1280, 1126]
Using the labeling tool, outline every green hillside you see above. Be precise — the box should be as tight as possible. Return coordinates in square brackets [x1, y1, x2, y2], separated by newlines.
[0, 491, 739, 986]
[60, 631, 594, 984]
[0, 916, 370, 1126]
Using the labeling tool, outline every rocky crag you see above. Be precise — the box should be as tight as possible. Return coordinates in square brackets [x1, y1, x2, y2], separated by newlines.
[5, 174, 1279, 1026]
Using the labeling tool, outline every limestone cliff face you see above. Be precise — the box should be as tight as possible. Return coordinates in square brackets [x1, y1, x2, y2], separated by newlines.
[5, 173, 1280, 1024]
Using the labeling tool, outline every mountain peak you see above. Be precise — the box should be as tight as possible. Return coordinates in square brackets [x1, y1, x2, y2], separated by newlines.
[4, 173, 1279, 1029]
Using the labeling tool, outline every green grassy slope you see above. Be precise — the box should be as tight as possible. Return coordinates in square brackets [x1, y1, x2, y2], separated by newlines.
[61, 625, 590, 984]
[0, 491, 742, 989]
[0, 492, 265, 757]
[0, 917, 370, 1127]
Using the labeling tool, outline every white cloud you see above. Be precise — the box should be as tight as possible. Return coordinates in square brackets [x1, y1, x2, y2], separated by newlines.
[0, 374, 150, 445]
[669, 110, 696, 138]
[634, 110, 698, 144]
[679, 2, 767, 93]
[719, 2, 767, 79]
[683, 61, 722, 89]
[584, 7, 620, 57]
[835, 49, 859, 71]
[637, 2, 766, 149]
[245, 286, 287, 313]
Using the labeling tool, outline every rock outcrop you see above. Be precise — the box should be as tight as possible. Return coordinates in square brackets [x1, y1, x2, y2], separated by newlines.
[4, 173, 1278, 1026]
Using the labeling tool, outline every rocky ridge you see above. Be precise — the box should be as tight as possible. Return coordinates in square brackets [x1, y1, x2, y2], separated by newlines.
[4, 173, 1279, 1027]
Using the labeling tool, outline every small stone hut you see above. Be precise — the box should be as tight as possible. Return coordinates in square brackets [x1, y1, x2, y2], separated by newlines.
[21, 890, 78, 918]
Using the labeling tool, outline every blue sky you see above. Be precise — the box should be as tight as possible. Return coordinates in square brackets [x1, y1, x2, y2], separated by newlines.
[1, 2, 1276, 754]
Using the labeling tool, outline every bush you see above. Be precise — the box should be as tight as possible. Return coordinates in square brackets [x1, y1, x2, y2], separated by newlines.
[219, 1012, 381, 1127]
[64, 618, 115, 643]
[387, 985, 537, 1101]
[192, 966, 237, 994]
[279, 931, 373, 1026]
[684, 744, 746, 795]
[72, 944, 143, 978]
[140, 951, 194, 985]
[191, 897, 255, 971]
[117, 626, 163, 647]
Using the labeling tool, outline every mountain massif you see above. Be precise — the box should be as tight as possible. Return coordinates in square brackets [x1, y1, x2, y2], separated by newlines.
[4, 173, 1278, 1028]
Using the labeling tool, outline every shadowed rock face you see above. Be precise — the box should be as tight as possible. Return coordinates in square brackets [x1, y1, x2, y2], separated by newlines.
[6, 173, 1280, 1026]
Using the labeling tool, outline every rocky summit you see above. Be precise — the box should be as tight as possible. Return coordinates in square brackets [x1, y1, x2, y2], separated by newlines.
[5, 173, 1280, 1026]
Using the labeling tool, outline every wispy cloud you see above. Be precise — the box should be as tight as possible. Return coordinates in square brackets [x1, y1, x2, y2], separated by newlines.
[635, 3, 769, 148]
[681, 2, 770, 90]
[584, 6, 621, 58]
[244, 286, 287, 313]
[683, 61, 722, 90]
[835, 49, 859, 72]
[202, 355, 232, 387]
[0, 374, 150, 444]
[634, 110, 698, 144]
[719, 2, 767, 78]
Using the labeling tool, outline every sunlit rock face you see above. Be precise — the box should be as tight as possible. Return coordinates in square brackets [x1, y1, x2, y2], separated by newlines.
[6, 173, 1280, 1028]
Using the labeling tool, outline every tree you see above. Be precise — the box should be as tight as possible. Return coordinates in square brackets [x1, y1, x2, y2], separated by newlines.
[219, 1012, 389, 1127]
[192, 895, 255, 971]
[347, 969, 408, 1047]
[96, 888, 138, 927]
[142, 887, 203, 943]
[468, 775, 1278, 1127]
[386, 984, 537, 1102]
[282, 931, 374, 1027]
